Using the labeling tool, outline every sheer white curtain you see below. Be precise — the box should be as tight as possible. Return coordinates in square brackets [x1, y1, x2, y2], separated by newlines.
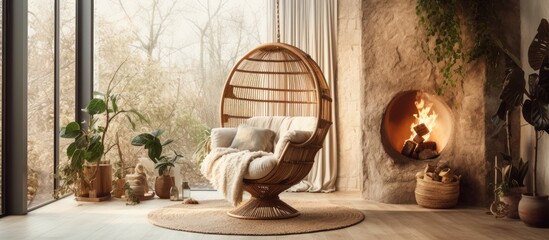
[268, 0, 338, 192]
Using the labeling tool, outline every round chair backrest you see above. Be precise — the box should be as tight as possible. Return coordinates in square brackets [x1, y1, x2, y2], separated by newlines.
[220, 42, 332, 144]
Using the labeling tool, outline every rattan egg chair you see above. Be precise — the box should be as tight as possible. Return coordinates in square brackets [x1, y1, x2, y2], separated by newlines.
[220, 42, 332, 219]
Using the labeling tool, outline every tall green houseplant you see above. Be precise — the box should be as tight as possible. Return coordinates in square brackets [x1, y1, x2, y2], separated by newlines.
[495, 18, 549, 227]
[55, 62, 147, 199]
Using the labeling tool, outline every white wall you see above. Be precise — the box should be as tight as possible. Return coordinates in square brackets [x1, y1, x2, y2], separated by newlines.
[520, 1, 549, 196]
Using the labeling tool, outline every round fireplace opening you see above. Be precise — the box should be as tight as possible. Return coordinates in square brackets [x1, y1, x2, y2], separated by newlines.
[381, 90, 454, 161]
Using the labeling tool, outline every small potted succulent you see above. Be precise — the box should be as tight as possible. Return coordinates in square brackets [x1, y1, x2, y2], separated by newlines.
[131, 129, 182, 199]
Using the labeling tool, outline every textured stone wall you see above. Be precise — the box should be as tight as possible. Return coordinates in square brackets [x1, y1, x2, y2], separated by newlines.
[360, 0, 488, 204]
[336, 0, 363, 191]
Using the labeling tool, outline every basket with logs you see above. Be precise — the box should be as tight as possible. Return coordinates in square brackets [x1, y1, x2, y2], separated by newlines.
[415, 162, 460, 209]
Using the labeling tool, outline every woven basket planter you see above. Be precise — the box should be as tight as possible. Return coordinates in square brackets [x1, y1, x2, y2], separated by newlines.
[415, 175, 460, 209]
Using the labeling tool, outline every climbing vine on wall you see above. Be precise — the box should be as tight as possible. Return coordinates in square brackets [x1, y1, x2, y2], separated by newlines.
[416, 0, 496, 95]
[416, 0, 465, 95]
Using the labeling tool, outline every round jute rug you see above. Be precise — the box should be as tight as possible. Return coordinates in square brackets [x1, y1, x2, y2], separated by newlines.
[148, 200, 365, 236]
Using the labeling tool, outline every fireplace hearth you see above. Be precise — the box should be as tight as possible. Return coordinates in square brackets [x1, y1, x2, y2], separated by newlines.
[381, 90, 454, 163]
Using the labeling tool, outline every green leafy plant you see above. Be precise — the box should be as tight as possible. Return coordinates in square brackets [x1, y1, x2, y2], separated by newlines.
[416, 0, 465, 95]
[415, 0, 499, 95]
[495, 154, 528, 197]
[131, 129, 183, 176]
[192, 128, 211, 167]
[494, 19, 549, 197]
[54, 62, 147, 198]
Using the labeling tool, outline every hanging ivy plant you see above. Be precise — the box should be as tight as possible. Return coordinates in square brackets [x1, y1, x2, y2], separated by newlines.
[416, 0, 465, 95]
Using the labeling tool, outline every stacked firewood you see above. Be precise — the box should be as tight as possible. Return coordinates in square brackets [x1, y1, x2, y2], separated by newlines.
[415, 162, 460, 184]
[401, 123, 439, 160]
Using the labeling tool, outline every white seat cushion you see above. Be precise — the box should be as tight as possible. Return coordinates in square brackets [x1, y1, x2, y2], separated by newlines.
[244, 154, 278, 179]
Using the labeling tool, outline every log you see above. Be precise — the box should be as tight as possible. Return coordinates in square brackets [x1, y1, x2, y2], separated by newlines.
[419, 149, 439, 160]
[401, 140, 417, 157]
[417, 141, 437, 152]
[413, 134, 425, 144]
[414, 123, 430, 136]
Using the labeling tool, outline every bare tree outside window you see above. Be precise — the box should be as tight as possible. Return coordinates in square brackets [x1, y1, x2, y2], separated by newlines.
[94, 0, 267, 189]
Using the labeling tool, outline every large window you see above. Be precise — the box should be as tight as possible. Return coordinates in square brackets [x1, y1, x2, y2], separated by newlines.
[94, 0, 267, 189]
[27, 0, 55, 209]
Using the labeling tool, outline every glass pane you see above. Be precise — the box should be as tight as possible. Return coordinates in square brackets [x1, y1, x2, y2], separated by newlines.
[94, 0, 267, 189]
[28, 0, 55, 209]
[59, 0, 76, 171]
[0, 0, 3, 215]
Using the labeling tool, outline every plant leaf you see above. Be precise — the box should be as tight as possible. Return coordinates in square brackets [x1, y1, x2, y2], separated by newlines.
[111, 95, 118, 113]
[71, 149, 86, 170]
[538, 58, 549, 103]
[60, 122, 81, 138]
[86, 141, 104, 162]
[126, 115, 136, 131]
[131, 133, 154, 146]
[86, 98, 107, 115]
[146, 138, 162, 161]
[522, 99, 549, 130]
[129, 109, 149, 124]
[152, 129, 165, 138]
[500, 63, 525, 107]
[528, 19, 549, 70]
[66, 142, 77, 157]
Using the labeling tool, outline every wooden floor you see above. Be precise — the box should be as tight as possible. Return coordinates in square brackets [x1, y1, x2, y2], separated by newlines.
[1, 191, 548, 240]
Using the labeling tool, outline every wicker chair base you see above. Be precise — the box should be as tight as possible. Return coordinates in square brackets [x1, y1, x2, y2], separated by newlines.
[227, 196, 300, 220]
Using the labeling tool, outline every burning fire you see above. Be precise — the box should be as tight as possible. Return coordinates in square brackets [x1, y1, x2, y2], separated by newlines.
[401, 96, 440, 160]
[409, 98, 438, 142]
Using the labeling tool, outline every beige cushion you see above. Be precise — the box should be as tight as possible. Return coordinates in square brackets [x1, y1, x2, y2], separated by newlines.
[274, 130, 313, 158]
[244, 154, 278, 179]
[210, 128, 238, 149]
[229, 125, 276, 152]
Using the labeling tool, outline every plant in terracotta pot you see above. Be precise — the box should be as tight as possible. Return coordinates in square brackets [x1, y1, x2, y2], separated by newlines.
[54, 63, 147, 200]
[495, 156, 528, 219]
[495, 19, 549, 228]
[131, 129, 182, 199]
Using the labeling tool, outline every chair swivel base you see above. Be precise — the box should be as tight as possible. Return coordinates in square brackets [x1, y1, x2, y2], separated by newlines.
[227, 196, 300, 220]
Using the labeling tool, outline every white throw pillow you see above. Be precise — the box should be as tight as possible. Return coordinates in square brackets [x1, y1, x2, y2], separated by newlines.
[229, 125, 276, 152]
[274, 130, 313, 157]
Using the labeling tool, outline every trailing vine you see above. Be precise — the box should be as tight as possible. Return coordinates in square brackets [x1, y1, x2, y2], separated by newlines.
[415, 0, 497, 95]
[416, 0, 465, 95]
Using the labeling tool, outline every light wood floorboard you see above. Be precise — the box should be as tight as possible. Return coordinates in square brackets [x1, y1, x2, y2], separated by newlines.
[1, 191, 548, 240]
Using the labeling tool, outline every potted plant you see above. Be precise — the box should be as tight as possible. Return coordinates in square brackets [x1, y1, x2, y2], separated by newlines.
[495, 156, 528, 219]
[131, 129, 182, 199]
[496, 19, 549, 228]
[55, 62, 147, 201]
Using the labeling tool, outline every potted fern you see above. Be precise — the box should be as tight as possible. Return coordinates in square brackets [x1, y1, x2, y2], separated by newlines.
[131, 129, 182, 199]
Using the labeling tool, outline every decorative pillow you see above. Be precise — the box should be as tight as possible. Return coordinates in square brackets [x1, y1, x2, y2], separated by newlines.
[210, 128, 238, 149]
[274, 130, 313, 157]
[229, 125, 276, 152]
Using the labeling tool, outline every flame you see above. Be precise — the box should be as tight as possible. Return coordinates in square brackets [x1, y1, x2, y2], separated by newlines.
[409, 98, 438, 141]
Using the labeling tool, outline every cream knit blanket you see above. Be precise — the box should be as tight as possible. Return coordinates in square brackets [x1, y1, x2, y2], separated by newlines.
[200, 148, 271, 206]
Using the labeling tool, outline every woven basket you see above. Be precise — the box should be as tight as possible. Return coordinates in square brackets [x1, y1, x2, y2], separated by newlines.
[415, 175, 460, 209]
